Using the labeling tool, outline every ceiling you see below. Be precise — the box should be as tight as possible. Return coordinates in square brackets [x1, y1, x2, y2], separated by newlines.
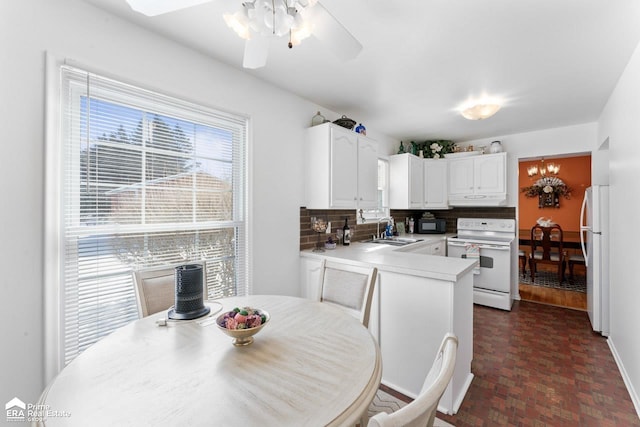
[83, 0, 640, 142]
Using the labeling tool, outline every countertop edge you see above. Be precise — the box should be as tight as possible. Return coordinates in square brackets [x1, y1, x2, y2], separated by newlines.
[300, 235, 476, 282]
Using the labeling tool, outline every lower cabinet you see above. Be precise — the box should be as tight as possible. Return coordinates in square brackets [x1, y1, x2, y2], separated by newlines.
[299, 257, 323, 300]
[393, 238, 447, 256]
[299, 254, 473, 414]
[375, 269, 473, 414]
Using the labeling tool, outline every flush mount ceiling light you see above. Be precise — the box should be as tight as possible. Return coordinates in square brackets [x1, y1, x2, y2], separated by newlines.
[458, 96, 502, 120]
[126, 0, 362, 69]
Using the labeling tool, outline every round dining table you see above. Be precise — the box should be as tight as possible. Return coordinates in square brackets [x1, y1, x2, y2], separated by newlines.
[35, 295, 382, 427]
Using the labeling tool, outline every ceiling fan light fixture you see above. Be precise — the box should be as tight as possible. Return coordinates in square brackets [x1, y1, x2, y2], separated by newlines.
[460, 102, 501, 120]
[223, 11, 252, 40]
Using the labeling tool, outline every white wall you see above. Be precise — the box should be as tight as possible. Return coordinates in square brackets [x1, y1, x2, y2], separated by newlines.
[598, 37, 640, 414]
[0, 0, 397, 407]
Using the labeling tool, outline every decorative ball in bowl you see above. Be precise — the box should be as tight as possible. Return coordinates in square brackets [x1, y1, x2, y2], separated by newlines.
[216, 307, 270, 346]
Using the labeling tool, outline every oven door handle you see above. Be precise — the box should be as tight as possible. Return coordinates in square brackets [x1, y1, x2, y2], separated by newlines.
[448, 242, 511, 250]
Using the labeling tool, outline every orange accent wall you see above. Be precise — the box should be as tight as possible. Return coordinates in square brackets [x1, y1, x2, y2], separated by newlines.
[518, 155, 591, 232]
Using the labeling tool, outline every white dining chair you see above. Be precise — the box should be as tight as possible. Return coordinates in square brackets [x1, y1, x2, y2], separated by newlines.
[132, 265, 176, 318]
[317, 260, 378, 328]
[367, 333, 458, 427]
[132, 263, 207, 318]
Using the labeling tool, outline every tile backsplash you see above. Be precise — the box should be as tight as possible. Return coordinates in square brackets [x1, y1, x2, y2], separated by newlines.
[300, 206, 516, 250]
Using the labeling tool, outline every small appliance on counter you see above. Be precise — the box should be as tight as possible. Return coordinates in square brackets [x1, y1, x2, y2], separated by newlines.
[416, 218, 447, 234]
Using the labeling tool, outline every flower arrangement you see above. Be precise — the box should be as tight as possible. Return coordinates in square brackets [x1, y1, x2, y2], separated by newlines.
[416, 140, 455, 158]
[521, 177, 572, 208]
[521, 177, 572, 198]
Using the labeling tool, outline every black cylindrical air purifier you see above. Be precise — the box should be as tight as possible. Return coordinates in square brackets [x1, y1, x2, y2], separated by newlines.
[168, 264, 210, 320]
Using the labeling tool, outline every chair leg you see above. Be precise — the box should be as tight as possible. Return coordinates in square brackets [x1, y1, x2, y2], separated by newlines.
[569, 262, 575, 280]
[558, 264, 563, 284]
[529, 259, 535, 282]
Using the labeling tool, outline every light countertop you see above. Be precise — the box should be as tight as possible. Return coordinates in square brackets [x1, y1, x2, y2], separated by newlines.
[301, 233, 477, 282]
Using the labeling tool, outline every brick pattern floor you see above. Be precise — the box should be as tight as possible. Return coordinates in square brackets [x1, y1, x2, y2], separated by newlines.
[432, 301, 640, 426]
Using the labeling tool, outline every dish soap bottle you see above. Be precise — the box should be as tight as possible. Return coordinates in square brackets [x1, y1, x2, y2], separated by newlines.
[311, 111, 325, 127]
[342, 218, 351, 246]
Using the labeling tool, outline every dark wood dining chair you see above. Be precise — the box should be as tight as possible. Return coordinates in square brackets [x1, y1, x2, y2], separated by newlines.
[568, 253, 586, 282]
[529, 224, 564, 284]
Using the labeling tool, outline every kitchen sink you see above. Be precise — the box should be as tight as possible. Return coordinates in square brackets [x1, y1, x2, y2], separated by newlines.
[365, 237, 423, 246]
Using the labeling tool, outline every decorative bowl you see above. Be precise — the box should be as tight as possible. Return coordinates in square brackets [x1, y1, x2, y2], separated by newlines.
[333, 115, 356, 130]
[216, 309, 270, 346]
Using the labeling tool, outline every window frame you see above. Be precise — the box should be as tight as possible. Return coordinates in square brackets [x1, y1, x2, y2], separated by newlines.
[358, 157, 390, 224]
[44, 55, 250, 379]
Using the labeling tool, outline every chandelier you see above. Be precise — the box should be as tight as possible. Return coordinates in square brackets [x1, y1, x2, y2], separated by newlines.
[527, 158, 560, 177]
[224, 0, 317, 49]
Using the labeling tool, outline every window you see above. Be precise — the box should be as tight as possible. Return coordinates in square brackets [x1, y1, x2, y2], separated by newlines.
[57, 66, 248, 365]
[359, 159, 390, 222]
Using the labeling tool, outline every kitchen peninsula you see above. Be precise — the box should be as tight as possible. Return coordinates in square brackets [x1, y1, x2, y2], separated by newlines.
[300, 237, 476, 415]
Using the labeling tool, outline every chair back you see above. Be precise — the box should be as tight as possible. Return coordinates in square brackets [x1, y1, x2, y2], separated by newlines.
[132, 263, 207, 318]
[132, 266, 175, 318]
[368, 333, 458, 427]
[318, 260, 378, 328]
[530, 224, 563, 261]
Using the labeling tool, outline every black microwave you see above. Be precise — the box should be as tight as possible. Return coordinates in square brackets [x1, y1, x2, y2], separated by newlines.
[416, 218, 447, 234]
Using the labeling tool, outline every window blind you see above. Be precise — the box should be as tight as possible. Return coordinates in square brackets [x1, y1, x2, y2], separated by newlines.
[60, 66, 248, 364]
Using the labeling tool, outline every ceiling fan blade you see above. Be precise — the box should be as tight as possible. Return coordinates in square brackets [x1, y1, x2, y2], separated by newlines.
[307, 2, 363, 61]
[243, 37, 270, 69]
[126, 0, 212, 16]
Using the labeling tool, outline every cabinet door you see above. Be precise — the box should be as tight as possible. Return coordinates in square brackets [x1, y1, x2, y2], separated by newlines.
[357, 136, 379, 208]
[423, 160, 448, 208]
[474, 153, 505, 194]
[409, 155, 424, 208]
[300, 257, 324, 300]
[448, 158, 475, 195]
[330, 127, 358, 207]
[430, 240, 446, 256]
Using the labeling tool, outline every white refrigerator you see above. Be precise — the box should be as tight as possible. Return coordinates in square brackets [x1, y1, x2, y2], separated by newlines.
[580, 185, 609, 336]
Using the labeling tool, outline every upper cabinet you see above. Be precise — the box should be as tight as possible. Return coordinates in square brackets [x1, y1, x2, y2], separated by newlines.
[305, 123, 378, 209]
[389, 153, 449, 210]
[448, 152, 507, 206]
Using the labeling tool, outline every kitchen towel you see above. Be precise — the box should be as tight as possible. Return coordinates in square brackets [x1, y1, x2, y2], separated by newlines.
[465, 243, 480, 274]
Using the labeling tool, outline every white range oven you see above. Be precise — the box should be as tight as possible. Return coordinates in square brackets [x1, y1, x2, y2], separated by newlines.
[447, 218, 516, 311]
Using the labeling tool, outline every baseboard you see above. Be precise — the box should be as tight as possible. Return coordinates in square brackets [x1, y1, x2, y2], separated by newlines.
[608, 337, 640, 418]
[446, 373, 474, 415]
[380, 380, 417, 400]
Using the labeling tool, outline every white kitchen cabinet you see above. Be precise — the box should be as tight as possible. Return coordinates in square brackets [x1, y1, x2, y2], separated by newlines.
[299, 248, 474, 414]
[423, 159, 449, 209]
[305, 123, 378, 209]
[389, 154, 449, 209]
[448, 152, 506, 206]
[393, 237, 446, 256]
[377, 269, 473, 414]
[299, 256, 323, 300]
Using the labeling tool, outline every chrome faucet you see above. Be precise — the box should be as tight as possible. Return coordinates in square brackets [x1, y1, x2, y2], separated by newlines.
[377, 217, 392, 239]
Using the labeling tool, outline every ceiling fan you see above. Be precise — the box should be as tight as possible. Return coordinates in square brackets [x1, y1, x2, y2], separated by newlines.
[125, 0, 363, 69]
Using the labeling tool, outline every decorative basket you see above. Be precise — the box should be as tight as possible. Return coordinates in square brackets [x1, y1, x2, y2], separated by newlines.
[333, 115, 356, 130]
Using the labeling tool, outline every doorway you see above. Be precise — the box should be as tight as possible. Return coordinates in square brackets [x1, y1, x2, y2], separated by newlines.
[517, 154, 591, 310]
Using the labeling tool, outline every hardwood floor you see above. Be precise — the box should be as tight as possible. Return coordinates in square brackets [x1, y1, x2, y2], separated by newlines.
[519, 283, 587, 310]
[519, 263, 587, 310]
[390, 301, 640, 426]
